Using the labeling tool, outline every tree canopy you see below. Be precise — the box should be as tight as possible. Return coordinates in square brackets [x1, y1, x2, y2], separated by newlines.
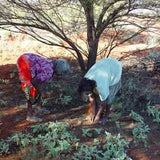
[0, 0, 160, 71]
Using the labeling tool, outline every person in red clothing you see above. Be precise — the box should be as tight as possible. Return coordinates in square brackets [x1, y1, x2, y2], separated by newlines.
[17, 53, 71, 122]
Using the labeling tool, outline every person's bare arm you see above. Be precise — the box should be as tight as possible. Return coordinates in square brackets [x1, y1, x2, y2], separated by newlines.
[94, 100, 107, 122]
[88, 93, 98, 122]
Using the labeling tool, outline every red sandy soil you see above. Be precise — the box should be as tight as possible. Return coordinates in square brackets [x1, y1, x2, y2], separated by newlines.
[0, 47, 160, 160]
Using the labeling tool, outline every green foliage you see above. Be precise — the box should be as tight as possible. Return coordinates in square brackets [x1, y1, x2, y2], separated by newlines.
[47, 80, 60, 90]
[130, 110, 144, 123]
[0, 92, 4, 98]
[0, 100, 9, 107]
[0, 121, 131, 159]
[82, 128, 93, 138]
[41, 98, 48, 106]
[102, 132, 130, 160]
[23, 144, 41, 160]
[111, 97, 123, 122]
[147, 103, 160, 123]
[0, 79, 10, 84]
[74, 131, 130, 160]
[31, 121, 79, 157]
[42, 80, 74, 107]
[119, 75, 151, 113]
[0, 83, 9, 107]
[9, 69, 17, 78]
[94, 128, 102, 135]
[113, 97, 123, 109]
[0, 121, 79, 158]
[132, 122, 150, 147]
[0, 139, 10, 155]
[0, 132, 32, 155]
[63, 85, 75, 95]
[31, 122, 50, 134]
[74, 143, 103, 160]
[82, 128, 102, 138]
[117, 78, 140, 112]
[58, 94, 72, 105]
[9, 132, 32, 148]
[130, 111, 150, 146]
[115, 121, 121, 132]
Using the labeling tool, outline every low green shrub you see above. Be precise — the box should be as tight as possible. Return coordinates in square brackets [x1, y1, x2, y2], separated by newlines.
[130, 111, 150, 146]
[0, 121, 78, 158]
[74, 131, 131, 160]
[130, 110, 144, 123]
[0, 122, 131, 160]
[132, 122, 150, 147]
[147, 103, 160, 123]
[82, 128, 102, 138]
[0, 139, 10, 155]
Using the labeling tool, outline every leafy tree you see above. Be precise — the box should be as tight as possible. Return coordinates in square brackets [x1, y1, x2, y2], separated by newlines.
[0, 0, 159, 71]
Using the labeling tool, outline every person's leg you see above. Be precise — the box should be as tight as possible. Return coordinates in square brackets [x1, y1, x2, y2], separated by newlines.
[101, 104, 111, 124]
[31, 81, 50, 115]
[26, 100, 33, 116]
[26, 99, 42, 122]
[23, 81, 43, 121]
[100, 80, 122, 124]
[17, 55, 42, 122]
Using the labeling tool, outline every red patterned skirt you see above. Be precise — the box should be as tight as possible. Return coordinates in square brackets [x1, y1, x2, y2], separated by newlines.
[17, 55, 38, 103]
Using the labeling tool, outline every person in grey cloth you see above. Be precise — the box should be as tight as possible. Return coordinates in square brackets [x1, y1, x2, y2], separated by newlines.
[17, 53, 71, 122]
[78, 58, 122, 124]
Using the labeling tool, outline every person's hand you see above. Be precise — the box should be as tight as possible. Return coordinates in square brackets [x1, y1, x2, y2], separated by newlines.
[94, 115, 100, 123]
[93, 100, 107, 123]
[90, 114, 95, 122]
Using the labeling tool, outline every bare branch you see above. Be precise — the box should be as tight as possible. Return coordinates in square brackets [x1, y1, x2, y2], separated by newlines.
[0, 0, 160, 71]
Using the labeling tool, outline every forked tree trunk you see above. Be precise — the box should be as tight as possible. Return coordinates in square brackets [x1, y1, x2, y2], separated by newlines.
[79, 0, 99, 71]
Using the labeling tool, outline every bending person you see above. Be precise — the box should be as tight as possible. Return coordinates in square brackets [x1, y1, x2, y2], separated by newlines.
[17, 53, 71, 122]
[78, 58, 122, 124]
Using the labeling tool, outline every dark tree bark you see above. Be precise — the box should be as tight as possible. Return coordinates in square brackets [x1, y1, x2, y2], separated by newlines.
[79, 0, 99, 69]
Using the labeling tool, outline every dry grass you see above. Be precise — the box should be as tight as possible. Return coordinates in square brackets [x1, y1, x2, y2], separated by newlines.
[0, 28, 160, 65]
[0, 30, 72, 65]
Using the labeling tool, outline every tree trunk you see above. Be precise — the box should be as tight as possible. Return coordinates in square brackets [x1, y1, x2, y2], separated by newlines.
[87, 39, 99, 70]
[79, 0, 99, 71]
[76, 50, 86, 72]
